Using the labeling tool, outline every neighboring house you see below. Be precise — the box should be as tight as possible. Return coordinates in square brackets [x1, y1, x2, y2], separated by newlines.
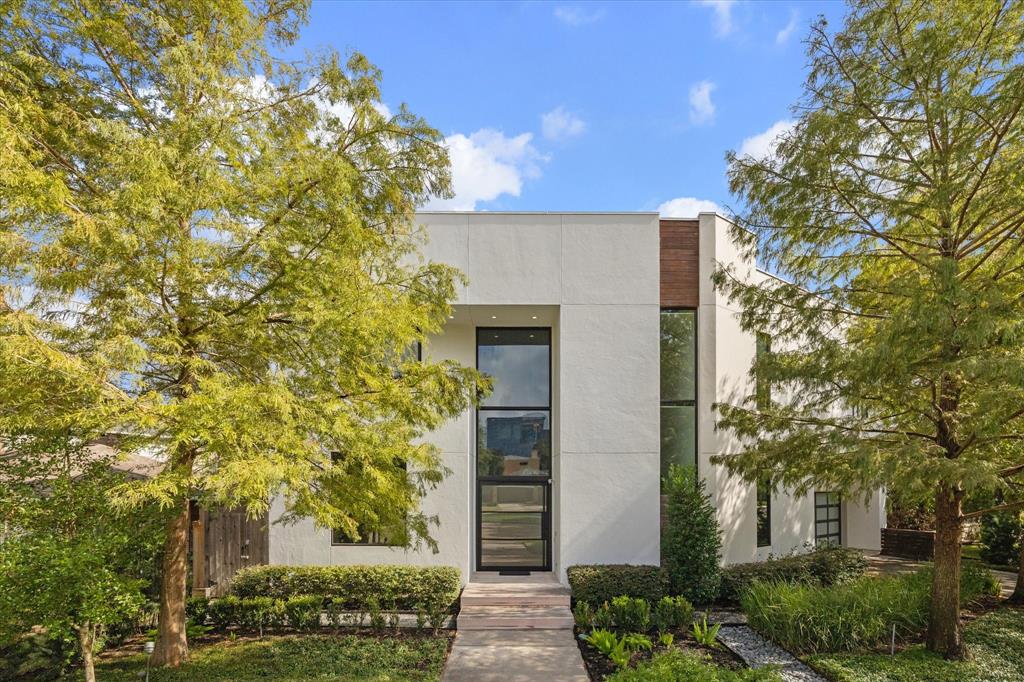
[264, 212, 885, 584]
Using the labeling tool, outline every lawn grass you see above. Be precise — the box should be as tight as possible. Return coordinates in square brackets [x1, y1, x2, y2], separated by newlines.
[806, 607, 1024, 682]
[90, 632, 452, 681]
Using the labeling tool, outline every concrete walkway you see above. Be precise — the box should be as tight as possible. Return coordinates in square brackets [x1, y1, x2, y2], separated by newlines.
[863, 551, 1018, 598]
[442, 573, 589, 682]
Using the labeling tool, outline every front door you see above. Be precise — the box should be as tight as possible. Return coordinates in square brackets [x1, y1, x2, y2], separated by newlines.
[476, 328, 552, 571]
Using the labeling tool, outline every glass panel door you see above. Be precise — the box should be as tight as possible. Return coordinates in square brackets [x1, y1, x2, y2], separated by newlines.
[478, 481, 550, 570]
[476, 328, 552, 571]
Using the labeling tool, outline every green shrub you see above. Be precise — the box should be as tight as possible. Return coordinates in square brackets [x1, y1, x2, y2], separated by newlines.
[573, 601, 595, 629]
[741, 565, 1000, 655]
[609, 596, 651, 632]
[719, 545, 869, 602]
[185, 596, 210, 626]
[238, 597, 286, 633]
[567, 565, 668, 606]
[980, 511, 1022, 567]
[284, 595, 323, 631]
[593, 602, 614, 628]
[207, 596, 242, 631]
[607, 650, 782, 681]
[661, 465, 722, 604]
[230, 565, 460, 613]
[651, 595, 694, 632]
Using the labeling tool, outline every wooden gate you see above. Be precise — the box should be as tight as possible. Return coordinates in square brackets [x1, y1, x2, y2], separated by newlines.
[190, 502, 269, 597]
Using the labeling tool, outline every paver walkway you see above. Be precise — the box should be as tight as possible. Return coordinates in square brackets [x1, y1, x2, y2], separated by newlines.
[442, 573, 588, 682]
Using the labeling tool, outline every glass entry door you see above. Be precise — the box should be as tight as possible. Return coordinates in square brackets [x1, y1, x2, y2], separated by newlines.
[476, 328, 552, 571]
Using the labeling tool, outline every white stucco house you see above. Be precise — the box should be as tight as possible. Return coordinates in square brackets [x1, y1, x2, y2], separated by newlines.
[265, 212, 885, 584]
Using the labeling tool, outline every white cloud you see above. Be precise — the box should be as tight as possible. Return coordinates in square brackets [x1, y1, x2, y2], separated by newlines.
[688, 80, 716, 125]
[775, 10, 799, 45]
[426, 129, 546, 211]
[540, 106, 586, 141]
[738, 119, 796, 159]
[698, 0, 735, 37]
[553, 5, 606, 26]
[657, 197, 721, 218]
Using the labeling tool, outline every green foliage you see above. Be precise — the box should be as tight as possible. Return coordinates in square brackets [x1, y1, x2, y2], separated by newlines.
[230, 564, 460, 613]
[0, 449, 164, 679]
[742, 566, 1000, 655]
[661, 466, 722, 604]
[609, 596, 651, 633]
[582, 628, 619, 657]
[567, 565, 669, 606]
[366, 596, 385, 630]
[207, 597, 242, 631]
[283, 596, 323, 631]
[593, 603, 614, 629]
[572, 601, 595, 629]
[0, 631, 77, 682]
[691, 614, 721, 648]
[807, 607, 1024, 682]
[621, 633, 653, 652]
[607, 650, 783, 682]
[238, 597, 286, 633]
[651, 595, 694, 633]
[92, 633, 452, 681]
[0, 0, 484, 659]
[185, 597, 211, 627]
[980, 511, 1023, 567]
[719, 546, 869, 602]
[657, 631, 674, 648]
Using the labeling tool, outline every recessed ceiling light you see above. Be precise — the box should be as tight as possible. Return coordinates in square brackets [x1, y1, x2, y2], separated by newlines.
[529, 334, 535, 339]
[491, 315, 497, 319]
[448, 315, 454, 319]
[531, 315, 537, 320]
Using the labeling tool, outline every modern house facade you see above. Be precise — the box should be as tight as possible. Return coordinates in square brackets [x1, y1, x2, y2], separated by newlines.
[266, 212, 885, 583]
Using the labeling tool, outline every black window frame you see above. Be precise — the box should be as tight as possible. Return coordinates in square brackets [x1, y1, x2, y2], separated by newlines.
[814, 491, 842, 547]
[756, 477, 771, 548]
[660, 308, 698, 488]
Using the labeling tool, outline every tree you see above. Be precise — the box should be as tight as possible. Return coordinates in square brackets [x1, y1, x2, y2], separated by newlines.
[714, 0, 1024, 659]
[0, 0, 481, 667]
[0, 446, 165, 682]
[661, 465, 722, 604]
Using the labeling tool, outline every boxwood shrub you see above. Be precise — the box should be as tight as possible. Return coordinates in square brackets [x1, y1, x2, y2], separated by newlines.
[567, 565, 669, 606]
[719, 546, 868, 602]
[230, 564, 461, 612]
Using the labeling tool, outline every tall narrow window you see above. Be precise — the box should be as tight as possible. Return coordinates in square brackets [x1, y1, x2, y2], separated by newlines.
[756, 332, 771, 410]
[756, 477, 771, 547]
[814, 491, 841, 547]
[660, 310, 697, 487]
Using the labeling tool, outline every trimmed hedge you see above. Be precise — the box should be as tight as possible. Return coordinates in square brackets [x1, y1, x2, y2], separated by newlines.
[567, 565, 669, 606]
[719, 546, 868, 602]
[230, 565, 461, 612]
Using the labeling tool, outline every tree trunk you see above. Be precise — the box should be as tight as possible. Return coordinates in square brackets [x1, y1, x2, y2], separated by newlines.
[926, 484, 965, 659]
[1010, 535, 1024, 605]
[77, 623, 96, 682]
[153, 496, 191, 667]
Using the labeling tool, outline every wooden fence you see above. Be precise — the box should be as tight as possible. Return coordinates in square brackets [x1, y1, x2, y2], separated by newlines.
[880, 527, 934, 560]
[190, 502, 269, 597]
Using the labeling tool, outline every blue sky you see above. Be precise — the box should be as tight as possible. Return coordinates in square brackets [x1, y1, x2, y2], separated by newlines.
[290, 1, 847, 215]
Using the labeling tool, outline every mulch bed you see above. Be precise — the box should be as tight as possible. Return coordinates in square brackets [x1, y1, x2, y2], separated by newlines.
[575, 627, 745, 681]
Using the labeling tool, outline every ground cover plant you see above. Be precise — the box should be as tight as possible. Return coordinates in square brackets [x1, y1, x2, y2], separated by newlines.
[807, 606, 1024, 682]
[90, 632, 452, 681]
[741, 565, 1000, 655]
[606, 650, 782, 682]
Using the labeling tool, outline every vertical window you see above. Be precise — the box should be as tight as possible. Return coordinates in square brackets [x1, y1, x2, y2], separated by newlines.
[814, 491, 841, 547]
[756, 477, 771, 547]
[660, 310, 697, 487]
[756, 332, 771, 410]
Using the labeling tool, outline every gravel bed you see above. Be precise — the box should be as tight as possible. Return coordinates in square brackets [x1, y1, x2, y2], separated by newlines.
[716, 626, 825, 682]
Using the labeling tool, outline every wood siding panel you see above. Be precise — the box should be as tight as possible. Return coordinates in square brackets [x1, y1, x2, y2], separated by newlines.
[660, 219, 699, 308]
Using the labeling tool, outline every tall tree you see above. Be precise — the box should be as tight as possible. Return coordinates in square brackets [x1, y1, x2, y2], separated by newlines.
[0, 0, 481, 667]
[715, 0, 1024, 660]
